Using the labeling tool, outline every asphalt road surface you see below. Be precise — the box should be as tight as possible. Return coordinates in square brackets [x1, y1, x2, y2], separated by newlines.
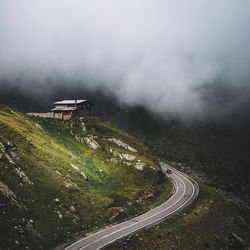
[64, 162, 199, 250]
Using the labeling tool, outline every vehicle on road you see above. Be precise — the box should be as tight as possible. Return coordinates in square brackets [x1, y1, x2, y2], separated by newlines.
[166, 169, 172, 174]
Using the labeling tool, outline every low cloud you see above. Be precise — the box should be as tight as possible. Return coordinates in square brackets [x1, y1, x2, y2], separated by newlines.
[0, 0, 250, 118]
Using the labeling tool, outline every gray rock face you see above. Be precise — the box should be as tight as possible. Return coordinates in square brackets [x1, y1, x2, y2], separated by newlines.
[35, 124, 43, 130]
[70, 119, 86, 136]
[108, 149, 148, 170]
[110, 158, 118, 164]
[70, 120, 100, 150]
[80, 171, 87, 179]
[70, 164, 79, 171]
[232, 233, 245, 244]
[73, 133, 101, 150]
[108, 148, 136, 161]
[0, 181, 16, 199]
[69, 205, 77, 214]
[134, 161, 146, 170]
[84, 135, 100, 150]
[0, 142, 16, 164]
[79, 118, 87, 132]
[70, 164, 87, 179]
[14, 168, 33, 186]
[6, 141, 14, 147]
[109, 208, 127, 222]
[135, 190, 155, 205]
[0, 181, 19, 206]
[108, 138, 137, 152]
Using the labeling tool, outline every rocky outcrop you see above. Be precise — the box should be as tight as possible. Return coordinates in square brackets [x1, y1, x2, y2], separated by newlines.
[84, 135, 100, 149]
[108, 138, 137, 152]
[79, 118, 87, 132]
[69, 205, 77, 214]
[64, 180, 79, 189]
[110, 158, 118, 164]
[14, 168, 33, 186]
[232, 233, 245, 244]
[108, 149, 149, 170]
[0, 181, 19, 206]
[0, 142, 16, 164]
[72, 133, 101, 150]
[109, 208, 127, 222]
[70, 118, 86, 135]
[70, 119, 100, 150]
[133, 190, 155, 206]
[0, 142, 33, 186]
[134, 161, 146, 170]
[123, 160, 147, 171]
[70, 164, 87, 180]
[80, 171, 87, 179]
[126, 190, 155, 207]
[73, 134, 84, 144]
[70, 164, 79, 171]
[108, 148, 136, 161]
[53, 169, 80, 189]
[10, 110, 23, 118]
[35, 123, 43, 130]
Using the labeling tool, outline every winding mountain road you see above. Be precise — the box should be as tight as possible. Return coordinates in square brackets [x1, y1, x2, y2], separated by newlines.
[64, 163, 199, 250]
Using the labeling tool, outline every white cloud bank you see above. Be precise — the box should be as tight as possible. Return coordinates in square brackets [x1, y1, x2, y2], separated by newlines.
[0, 0, 250, 117]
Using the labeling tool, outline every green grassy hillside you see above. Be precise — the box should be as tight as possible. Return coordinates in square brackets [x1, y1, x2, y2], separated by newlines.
[0, 105, 170, 249]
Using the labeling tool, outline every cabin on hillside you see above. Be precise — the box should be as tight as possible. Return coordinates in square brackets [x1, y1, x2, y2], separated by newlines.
[51, 100, 93, 120]
[27, 99, 94, 120]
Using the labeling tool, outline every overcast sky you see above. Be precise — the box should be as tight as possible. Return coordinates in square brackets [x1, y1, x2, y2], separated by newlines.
[0, 0, 250, 117]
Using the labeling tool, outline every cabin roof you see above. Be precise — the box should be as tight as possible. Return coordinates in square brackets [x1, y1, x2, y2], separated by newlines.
[54, 100, 87, 105]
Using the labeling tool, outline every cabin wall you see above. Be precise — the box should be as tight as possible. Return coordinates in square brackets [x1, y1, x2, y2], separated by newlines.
[53, 112, 63, 119]
[62, 112, 72, 120]
[53, 112, 72, 120]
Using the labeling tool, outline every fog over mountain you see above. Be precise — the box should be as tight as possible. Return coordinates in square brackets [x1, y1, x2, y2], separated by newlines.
[0, 0, 250, 118]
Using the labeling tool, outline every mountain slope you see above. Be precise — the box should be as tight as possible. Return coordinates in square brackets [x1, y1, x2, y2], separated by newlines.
[0, 105, 170, 249]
